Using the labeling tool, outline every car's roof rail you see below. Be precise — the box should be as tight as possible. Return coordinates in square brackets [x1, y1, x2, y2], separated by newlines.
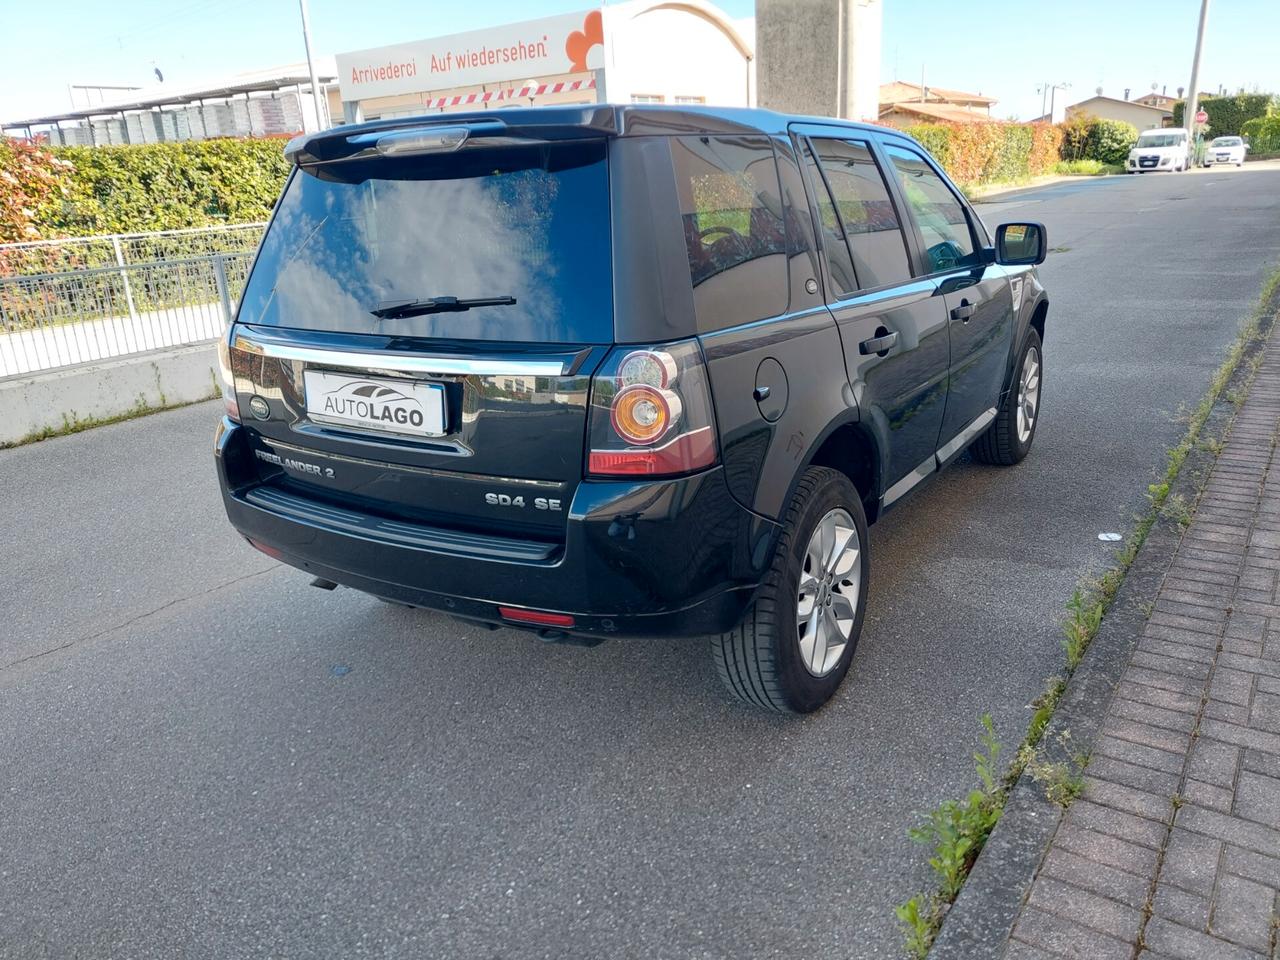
[284, 104, 899, 165]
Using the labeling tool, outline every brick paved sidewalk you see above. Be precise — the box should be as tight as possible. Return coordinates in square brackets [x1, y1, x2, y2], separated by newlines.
[1006, 339, 1280, 960]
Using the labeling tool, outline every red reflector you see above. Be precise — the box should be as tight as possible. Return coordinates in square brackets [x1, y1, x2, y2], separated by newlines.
[498, 606, 576, 628]
[246, 537, 283, 560]
[588, 426, 716, 477]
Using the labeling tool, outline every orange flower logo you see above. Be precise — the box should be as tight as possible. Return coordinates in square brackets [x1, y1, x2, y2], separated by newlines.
[565, 10, 603, 73]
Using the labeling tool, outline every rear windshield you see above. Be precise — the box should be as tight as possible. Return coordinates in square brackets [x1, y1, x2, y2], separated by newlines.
[1136, 133, 1184, 148]
[1212, 137, 1242, 147]
[237, 140, 613, 343]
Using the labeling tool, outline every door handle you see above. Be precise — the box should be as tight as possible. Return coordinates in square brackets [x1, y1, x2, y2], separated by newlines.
[950, 300, 975, 322]
[859, 331, 899, 356]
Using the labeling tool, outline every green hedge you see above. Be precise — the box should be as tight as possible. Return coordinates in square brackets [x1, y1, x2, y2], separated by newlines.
[0, 137, 291, 241]
[1242, 115, 1280, 153]
[1174, 94, 1278, 136]
[901, 122, 1063, 186]
[1059, 117, 1138, 165]
[48, 139, 291, 236]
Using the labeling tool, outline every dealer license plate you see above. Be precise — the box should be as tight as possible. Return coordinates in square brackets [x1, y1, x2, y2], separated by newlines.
[303, 369, 446, 438]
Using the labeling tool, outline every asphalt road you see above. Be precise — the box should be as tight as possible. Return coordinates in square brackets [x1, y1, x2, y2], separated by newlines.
[4, 163, 1280, 960]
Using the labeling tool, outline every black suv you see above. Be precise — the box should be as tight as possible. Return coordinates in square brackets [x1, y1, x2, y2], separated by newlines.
[216, 105, 1048, 713]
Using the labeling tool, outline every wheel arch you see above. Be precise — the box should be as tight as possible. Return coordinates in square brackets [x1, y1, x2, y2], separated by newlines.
[790, 415, 884, 526]
[1029, 295, 1048, 344]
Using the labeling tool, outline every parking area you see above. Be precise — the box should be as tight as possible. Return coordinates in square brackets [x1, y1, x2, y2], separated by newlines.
[3, 163, 1280, 960]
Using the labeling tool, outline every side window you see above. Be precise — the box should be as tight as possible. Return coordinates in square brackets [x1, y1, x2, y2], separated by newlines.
[671, 136, 788, 330]
[811, 137, 913, 291]
[883, 144, 981, 273]
[801, 141, 859, 296]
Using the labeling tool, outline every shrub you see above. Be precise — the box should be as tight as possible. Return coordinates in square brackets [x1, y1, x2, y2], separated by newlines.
[1085, 118, 1139, 165]
[49, 139, 291, 236]
[0, 136, 291, 241]
[902, 121, 1061, 186]
[1175, 93, 1277, 136]
[0, 139, 69, 242]
[1028, 123, 1065, 175]
[1242, 115, 1280, 153]
[1055, 159, 1111, 175]
[1057, 114, 1092, 162]
[905, 124, 952, 169]
[1057, 116, 1137, 165]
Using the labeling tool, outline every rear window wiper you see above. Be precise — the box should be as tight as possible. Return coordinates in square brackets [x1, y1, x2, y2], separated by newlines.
[369, 295, 517, 319]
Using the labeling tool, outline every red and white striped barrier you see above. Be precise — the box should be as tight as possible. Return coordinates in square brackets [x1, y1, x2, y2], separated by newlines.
[424, 77, 596, 109]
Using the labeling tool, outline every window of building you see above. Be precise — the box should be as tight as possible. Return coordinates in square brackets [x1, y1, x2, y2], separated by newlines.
[631, 94, 665, 104]
[883, 144, 981, 273]
[671, 135, 788, 329]
[674, 95, 706, 105]
[809, 138, 913, 292]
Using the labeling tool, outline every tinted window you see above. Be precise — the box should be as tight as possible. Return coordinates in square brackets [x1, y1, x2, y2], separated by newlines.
[237, 141, 612, 342]
[672, 136, 788, 327]
[811, 138, 913, 290]
[884, 145, 981, 273]
[801, 141, 858, 297]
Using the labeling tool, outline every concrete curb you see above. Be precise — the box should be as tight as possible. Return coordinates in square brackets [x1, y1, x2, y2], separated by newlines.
[0, 342, 218, 446]
[928, 305, 1277, 959]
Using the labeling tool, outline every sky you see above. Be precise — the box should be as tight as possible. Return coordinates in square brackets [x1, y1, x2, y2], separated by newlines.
[1, 0, 1276, 124]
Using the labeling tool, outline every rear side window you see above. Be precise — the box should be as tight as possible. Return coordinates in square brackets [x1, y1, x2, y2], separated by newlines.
[883, 144, 982, 274]
[671, 136, 788, 329]
[801, 142, 859, 297]
[237, 140, 613, 343]
[809, 138, 913, 291]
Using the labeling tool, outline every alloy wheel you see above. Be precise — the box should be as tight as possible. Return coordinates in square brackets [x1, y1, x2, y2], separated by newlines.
[796, 508, 861, 677]
[1017, 345, 1041, 444]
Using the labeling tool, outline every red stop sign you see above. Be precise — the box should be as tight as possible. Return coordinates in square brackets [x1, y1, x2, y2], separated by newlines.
[1195, 110, 1208, 124]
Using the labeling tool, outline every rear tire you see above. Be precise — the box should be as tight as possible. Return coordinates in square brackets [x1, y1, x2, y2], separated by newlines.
[971, 328, 1042, 466]
[712, 467, 869, 714]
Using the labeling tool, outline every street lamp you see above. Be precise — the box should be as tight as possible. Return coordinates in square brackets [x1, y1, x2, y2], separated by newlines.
[298, 0, 326, 131]
[1038, 82, 1070, 121]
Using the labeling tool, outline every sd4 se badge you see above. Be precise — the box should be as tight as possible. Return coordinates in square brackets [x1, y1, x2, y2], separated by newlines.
[485, 493, 562, 511]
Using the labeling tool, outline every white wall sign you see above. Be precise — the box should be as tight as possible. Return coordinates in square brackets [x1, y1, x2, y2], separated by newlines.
[337, 10, 604, 102]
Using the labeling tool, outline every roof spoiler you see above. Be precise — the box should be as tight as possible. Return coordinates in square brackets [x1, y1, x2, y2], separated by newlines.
[285, 119, 509, 166]
[284, 108, 627, 166]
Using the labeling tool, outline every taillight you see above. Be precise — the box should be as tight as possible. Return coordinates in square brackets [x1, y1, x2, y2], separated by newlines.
[217, 325, 240, 422]
[587, 339, 718, 478]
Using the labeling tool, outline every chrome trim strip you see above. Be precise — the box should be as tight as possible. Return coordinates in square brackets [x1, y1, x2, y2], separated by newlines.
[233, 334, 567, 377]
[935, 407, 998, 463]
[881, 455, 936, 509]
[262, 438, 565, 488]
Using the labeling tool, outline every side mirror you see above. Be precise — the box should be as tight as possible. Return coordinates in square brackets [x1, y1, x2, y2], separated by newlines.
[995, 222, 1047, 266]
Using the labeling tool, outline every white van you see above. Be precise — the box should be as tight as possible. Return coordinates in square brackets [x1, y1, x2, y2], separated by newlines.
[1127, 128, 1190, 173]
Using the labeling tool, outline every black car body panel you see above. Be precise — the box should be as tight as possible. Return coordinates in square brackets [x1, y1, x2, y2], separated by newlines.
[216, 104, 1048, 639]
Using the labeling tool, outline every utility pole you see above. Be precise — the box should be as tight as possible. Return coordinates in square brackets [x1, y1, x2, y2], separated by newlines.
[1184, 0, 1210, 137]
[298, 0, 326, 131]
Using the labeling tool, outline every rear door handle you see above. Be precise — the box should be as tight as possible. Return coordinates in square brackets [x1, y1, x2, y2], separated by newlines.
[950, 300, 975, 322]
[859, 331, 899, 356]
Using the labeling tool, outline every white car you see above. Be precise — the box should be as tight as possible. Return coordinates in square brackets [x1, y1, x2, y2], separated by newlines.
[1127, 128, 1190, 173]
[1203, 136, 1248, 167]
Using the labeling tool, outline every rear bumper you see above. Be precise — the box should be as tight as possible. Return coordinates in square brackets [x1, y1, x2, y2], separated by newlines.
[215, 418, 778, 638]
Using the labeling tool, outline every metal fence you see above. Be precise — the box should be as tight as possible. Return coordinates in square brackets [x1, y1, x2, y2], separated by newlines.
[0, 224, 264, 379]
[0, 252, 254, 378]
[0, 223, 265, 276]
